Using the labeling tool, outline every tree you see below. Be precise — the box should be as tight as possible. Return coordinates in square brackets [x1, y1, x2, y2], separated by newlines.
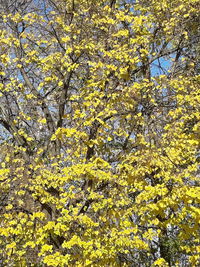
[0, 0, 199, 266]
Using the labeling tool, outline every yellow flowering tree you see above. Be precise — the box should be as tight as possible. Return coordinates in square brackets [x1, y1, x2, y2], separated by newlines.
[0, 0, 199, 266]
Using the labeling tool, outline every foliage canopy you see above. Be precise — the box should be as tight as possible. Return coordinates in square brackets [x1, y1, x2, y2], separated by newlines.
[0, 0, 200, 266]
